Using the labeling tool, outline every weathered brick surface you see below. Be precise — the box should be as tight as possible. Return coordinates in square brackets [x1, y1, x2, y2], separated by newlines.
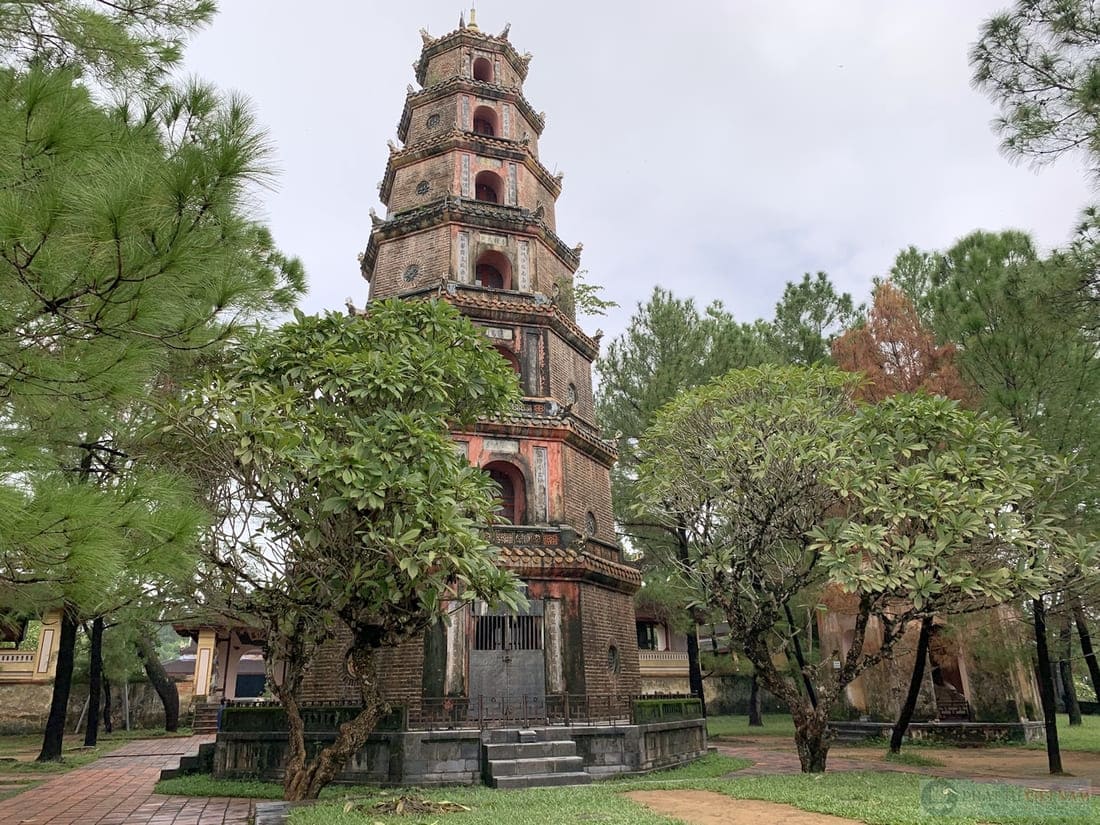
[405, 96, 459, 142]
[580, 586, 640, 698]
[562, 445, 615, 543]
[370, 225, 453, 299]
[388, 154, 454, 214]
[547, 332, 596, 423]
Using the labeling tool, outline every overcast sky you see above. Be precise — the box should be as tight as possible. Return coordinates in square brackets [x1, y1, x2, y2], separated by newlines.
[183, 1, 1091, 342]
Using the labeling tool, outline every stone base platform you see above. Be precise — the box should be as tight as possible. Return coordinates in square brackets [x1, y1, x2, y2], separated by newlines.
[213, 719, 706, 786]
[829, 720, 1047, 746]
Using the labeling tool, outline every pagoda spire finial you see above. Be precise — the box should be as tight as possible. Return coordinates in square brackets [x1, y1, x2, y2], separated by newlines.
[467, 5, 479, 30]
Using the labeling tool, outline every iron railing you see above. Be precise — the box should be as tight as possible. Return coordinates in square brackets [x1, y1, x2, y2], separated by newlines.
[413, 693, 634, 730]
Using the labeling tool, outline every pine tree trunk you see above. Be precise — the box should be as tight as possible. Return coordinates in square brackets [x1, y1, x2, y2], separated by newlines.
[84, 617, 104, 747]
[785, 603, 818, 709]
[1059, 612, 1082, 726]
[1033, 598, 1064, 775]
[37, 606, 79, 762]
[890, 615, 933, 754]
[136, 634, 179, 731]
[748, 674, 763, 726]
[102, 676, 113, 734]
[1072, 599, 1100, 704]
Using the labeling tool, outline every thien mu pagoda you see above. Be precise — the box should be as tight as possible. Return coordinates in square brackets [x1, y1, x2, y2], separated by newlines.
[347, 9, 644, 718]
[204, 12, 708, 787]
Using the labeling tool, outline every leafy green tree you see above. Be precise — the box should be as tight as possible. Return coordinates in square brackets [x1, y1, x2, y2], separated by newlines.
[162, 303, 523, 800]
[596, 287, 774, 709]
[636, 366, 1078, 772]
[0, 53, 303, 758]
[0, 0, 215, 88]
[972, 0, 1100, 182]
[971, 0, 1100, 323]
[769, 272, 862, 365]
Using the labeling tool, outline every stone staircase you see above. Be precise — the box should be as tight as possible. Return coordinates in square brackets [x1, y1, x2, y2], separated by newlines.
[482, 728, 592, 789]
[190, 701, 220, 734]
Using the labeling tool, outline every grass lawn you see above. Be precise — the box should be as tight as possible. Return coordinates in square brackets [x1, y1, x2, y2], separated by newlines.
[1025, 714, 1100, 752]
[155, 751, 1100, 824]
[287, 770, 1100, 825]
[0, 727, 191, 775]
[706, 712, 794, 738]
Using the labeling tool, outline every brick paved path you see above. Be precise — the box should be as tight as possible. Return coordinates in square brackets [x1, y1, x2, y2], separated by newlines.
[0, 736, 252, 825]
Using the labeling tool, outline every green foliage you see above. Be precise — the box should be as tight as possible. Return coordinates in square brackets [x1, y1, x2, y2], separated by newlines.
[769, 272, 862, 365]
[972, 0, 1100, 182]
[631, 698, 704, 724]
[0, 0, 216, 89]
[0, 62, 304, 619]
[636, 364, 1081, 767]
[168, 301, 522, 644]
[552, 270, 617, 319]
[813, 393, 1073, 611]
[892, 231, 1100, 534]
[161, 301, 523, 796]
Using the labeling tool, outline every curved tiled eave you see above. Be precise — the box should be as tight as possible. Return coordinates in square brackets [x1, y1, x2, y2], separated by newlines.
[360, 199, 581, 281]
[415, 29, 531, 87]
[379, 130, 561, 206]
[455, 413, 616, 467]
[395, 283, 599, 361]
[398, 77, 545, 143]
[497, 546, 642, 594]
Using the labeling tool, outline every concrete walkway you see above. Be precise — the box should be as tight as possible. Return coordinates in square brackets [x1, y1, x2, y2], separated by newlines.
[0, 736, 251, 825]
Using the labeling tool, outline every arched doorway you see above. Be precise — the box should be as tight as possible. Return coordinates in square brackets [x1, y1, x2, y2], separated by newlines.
[484, 460, 525, 524]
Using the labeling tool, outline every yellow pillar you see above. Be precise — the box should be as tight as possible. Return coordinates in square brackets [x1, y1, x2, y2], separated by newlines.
[32, 609, 63, 682]
[193, 628, 217, 699]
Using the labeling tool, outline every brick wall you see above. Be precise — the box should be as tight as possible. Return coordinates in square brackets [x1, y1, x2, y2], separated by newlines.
[547, 332, 595, 423]
[406, 97, 459, 142]
[562, 445, 614, 543]
[370, 226, 452, 300]
[388, 155, 454, 214]
[579, 585, 640, 698]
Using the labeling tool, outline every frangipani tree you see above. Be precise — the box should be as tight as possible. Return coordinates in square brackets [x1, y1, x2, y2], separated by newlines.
[163, 301, 523, 800]
[636, 365, 1081, 772]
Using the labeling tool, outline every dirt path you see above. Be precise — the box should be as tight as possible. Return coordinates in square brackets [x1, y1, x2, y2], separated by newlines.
[626, 791, 863, 825]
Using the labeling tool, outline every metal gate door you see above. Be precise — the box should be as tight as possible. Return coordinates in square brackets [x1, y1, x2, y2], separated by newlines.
[468, 601, 546, 722]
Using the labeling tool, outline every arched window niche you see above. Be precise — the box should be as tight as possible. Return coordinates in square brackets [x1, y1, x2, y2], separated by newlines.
[473, 57, 493, 83]
[484, 460, 526, 525]
[475, 249, 512, 290]
[474, 170, 503, 204]
[472, 105, 498, 137]
[495, 346, 521, 375]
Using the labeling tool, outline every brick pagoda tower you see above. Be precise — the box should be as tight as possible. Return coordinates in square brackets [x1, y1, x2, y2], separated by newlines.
[357, 12, 641, 721]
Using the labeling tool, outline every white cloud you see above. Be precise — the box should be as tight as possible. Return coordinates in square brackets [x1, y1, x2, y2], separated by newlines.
[183, 1, 1091, 339]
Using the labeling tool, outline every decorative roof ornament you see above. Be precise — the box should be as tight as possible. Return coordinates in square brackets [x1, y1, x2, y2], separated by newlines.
[419, 28, 435, 46]
[459, 11, 465, 29]
[467, 7, 479, 31]
[499, 23, 510, 39]
[369, 208, 383, 228]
